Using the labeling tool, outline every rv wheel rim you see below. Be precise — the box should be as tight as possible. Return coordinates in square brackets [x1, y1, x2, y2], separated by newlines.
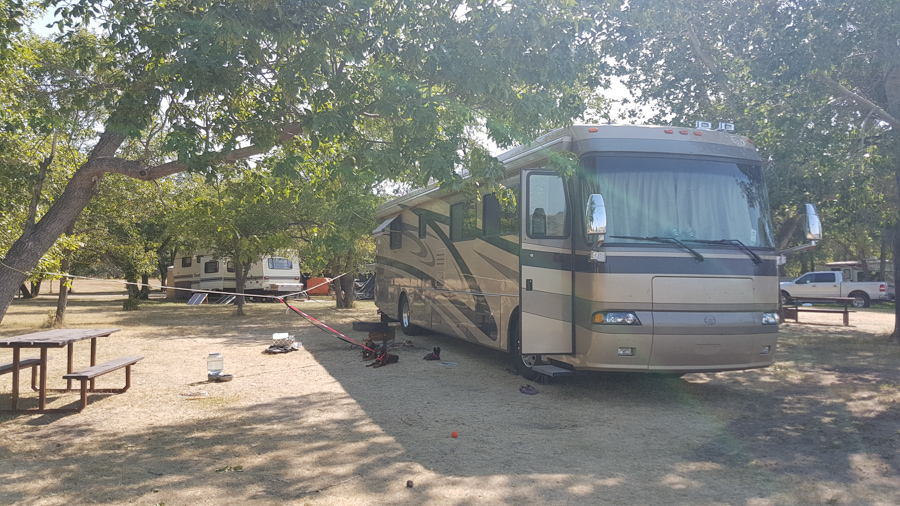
[521, 354, 537, 368]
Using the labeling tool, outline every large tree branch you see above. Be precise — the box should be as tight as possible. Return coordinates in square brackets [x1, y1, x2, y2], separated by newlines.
[686, 19, 734, 104]
[817, 72, 900, 130]
[82, 123, 304, 181]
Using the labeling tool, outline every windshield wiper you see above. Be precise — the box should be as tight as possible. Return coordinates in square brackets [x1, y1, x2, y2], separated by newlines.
[684, 239, 763, 265]
[609, 236, 704, 262]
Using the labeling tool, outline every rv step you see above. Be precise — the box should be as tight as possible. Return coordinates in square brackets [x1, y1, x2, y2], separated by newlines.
[531, 365, 574, 384]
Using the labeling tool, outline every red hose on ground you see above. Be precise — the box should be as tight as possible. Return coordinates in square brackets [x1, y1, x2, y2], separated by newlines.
[279, 298, 377, 353]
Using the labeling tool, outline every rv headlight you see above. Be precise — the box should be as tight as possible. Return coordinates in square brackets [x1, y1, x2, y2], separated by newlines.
[762, 312, 780, 325]
[593, 312, 641, 325]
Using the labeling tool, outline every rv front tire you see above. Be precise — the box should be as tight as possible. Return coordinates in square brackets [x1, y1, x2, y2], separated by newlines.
[510, 313, 540, 381]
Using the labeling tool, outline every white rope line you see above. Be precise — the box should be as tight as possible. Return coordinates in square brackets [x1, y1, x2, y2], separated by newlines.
[2, 258, 349, 304]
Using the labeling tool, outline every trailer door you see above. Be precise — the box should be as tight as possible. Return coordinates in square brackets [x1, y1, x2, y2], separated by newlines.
[519, 170, 575, 354]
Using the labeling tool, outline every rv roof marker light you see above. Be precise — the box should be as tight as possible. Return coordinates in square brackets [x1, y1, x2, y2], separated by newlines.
[588, 127, 599, 133]
[693, 131, 702, 136]
[664, 129, 674, 134]
[679, 130, 689, 135]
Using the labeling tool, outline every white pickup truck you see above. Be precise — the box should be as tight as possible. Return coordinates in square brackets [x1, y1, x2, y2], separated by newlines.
[779, 271, 892, 308]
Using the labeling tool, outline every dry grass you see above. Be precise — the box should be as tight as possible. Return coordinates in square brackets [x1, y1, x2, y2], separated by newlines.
[2, 280, 900, 505]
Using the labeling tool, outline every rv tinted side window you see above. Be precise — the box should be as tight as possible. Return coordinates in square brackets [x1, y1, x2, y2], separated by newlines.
[226, 262, 235, 273]
[527, 174, 567, 238]
[483, 188, 518, 237]
[451, 198, 480, 241]
[389, 217, 402, 249]
[418, 213, 427, 239]
[204, 261, 219, 273]
[267, 258, 293, 269]
[181, 257, 192, 268]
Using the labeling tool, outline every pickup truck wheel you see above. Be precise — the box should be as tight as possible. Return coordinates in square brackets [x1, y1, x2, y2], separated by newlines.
[849, 292, 870, 308]
[780, 291, 792, 307]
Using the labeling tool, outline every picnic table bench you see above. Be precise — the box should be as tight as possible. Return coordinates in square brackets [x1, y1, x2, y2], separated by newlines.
[780, 297, 856, 326]
[0, 357, 42, 392]
[63, 356, 143, 411]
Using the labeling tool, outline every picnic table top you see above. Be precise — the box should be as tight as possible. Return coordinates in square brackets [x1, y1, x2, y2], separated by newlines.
[0, 329, 120, 348]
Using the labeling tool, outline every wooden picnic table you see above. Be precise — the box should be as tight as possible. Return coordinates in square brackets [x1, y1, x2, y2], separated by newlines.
[0, 329, 120, 413]
[780, 297, 856, 326]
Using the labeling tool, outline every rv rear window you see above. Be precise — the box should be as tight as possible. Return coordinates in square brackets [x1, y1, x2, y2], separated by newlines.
[268, 258, 293, 270]
[181, 257, 192, 268]
[204, 261, 219, 274]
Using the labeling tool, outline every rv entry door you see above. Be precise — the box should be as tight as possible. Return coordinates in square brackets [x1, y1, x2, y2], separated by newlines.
[519, 170, 575, 355]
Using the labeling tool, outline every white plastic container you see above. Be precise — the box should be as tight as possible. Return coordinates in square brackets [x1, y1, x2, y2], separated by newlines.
[207, 352, 224, 376]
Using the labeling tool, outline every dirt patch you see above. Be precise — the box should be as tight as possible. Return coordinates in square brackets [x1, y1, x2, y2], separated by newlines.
[2, 283, 900, 505]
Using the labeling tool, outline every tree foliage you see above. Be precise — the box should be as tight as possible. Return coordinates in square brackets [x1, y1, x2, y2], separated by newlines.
[0, 0, 606, 323]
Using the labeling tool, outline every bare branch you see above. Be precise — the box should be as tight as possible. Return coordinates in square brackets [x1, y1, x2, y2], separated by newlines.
[817, 72, 900, 130]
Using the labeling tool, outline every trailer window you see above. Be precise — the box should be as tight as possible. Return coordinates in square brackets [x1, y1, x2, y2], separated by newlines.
[226, 262, 235, 273]
[390, 216, 402, 249]
[483, 187, 518, 237]
[267, 258, 293, 270]
[204, 261, 219, 274]
[451, 198, 480, 241]
[181, 257, 192, 268]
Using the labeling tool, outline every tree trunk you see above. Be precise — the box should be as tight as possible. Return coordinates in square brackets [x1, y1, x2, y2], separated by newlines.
[893, 221, 900, 342]
[30, 280, 42, 298]
[157, 242, 176, 291]
[0, 131, 125, 325]
[893, 154, 900, 341]
[140, 273, 150, 299]
[125, 269, 140, 298]
[235, 261, 248, 316]
[54, 224, 76, 327]
[335, 275, 355, 309]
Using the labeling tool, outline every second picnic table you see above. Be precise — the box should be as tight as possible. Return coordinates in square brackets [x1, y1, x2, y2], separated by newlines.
[780, 297, 856, 326]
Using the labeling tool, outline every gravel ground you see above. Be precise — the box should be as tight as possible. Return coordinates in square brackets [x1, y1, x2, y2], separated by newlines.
[1, 282, 899, 505]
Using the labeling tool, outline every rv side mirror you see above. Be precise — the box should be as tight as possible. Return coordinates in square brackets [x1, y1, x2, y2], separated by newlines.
[585, 194, 607, 238]
[805, 203, 822, 241]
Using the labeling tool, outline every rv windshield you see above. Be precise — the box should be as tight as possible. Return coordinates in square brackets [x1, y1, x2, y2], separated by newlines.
[582, 156, 774, 248]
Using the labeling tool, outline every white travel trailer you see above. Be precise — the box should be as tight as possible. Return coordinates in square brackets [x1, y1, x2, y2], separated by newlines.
[373, 124, 822, 380]
[170, 252, 303, 299]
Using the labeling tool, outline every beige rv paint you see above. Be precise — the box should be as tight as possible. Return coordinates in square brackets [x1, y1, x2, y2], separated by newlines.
[652, 277, 753, 307]
[375, 124, 779, 374]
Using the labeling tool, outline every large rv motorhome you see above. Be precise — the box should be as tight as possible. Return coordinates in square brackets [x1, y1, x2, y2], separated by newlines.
[373, 124, 821, 380]
[170, 252, 303, 299]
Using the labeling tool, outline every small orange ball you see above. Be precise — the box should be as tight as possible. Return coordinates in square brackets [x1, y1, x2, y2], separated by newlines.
[451, 431, 459, 438]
